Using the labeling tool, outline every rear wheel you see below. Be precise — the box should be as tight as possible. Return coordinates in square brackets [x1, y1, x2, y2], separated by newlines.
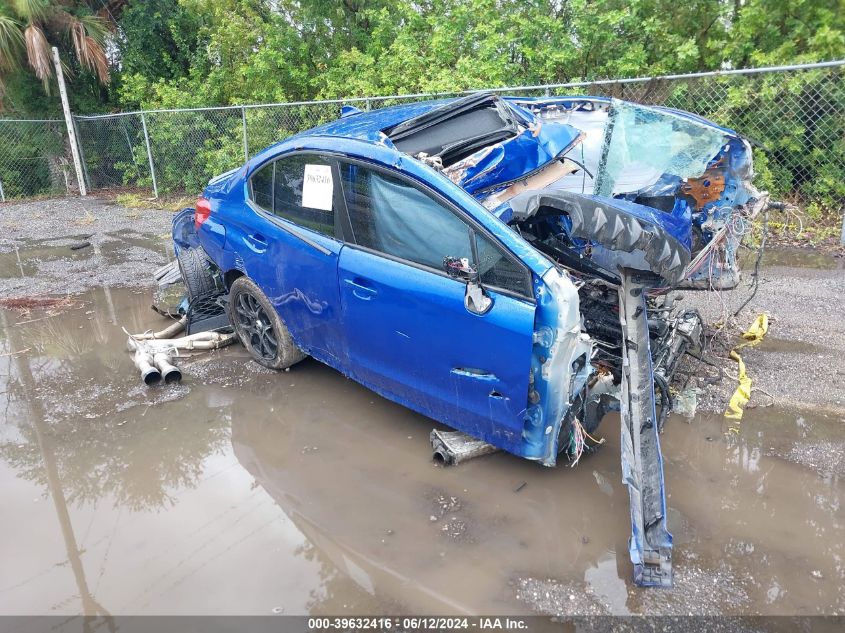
[228, 277, 306, 370]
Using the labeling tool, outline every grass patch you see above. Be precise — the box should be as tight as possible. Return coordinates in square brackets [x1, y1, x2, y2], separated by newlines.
[752, 205, 843, 251]
[114, 192, 194, 212]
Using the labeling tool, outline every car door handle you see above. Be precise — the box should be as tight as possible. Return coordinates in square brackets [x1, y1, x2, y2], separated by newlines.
[344, 277, 377, 300]
[246, 232, 268, 252]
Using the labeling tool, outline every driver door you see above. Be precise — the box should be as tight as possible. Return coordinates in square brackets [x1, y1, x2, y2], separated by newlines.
[336, 161, 536, 445]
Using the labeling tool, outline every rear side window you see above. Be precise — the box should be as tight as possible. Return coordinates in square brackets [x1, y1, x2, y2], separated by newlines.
[339, 163, 473, 271]
[249, 154, 336, 237]
[251, 162, 273, 210]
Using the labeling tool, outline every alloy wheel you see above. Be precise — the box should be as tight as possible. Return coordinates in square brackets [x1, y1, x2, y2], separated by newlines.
[233, 292, 278, 360]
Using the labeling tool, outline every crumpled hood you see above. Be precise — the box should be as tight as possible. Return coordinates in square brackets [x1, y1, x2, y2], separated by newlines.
[443, 119, 582, 195]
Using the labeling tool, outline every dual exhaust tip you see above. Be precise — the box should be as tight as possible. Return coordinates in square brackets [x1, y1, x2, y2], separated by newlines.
[134, 349, 182, 385]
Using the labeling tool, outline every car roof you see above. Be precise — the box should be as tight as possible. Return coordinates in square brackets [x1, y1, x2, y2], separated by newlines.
[247, 98, 455, 168]
[248, 92, 742, 173]
[292, 98, 455, 145]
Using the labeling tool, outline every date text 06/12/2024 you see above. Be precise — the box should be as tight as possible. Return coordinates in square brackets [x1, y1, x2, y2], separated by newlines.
[307, 617, 529, 630]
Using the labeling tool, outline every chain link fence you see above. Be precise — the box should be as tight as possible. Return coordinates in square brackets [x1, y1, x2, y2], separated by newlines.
[0, 119, 80, 201]
[1, 62, 843, 215]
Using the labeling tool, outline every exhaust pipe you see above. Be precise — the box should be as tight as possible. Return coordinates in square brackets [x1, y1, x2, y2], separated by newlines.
[132, 316, 187, 340]
[153, 352, 182, 384]
[127, 331, 237, 352]
[133, 348, 162, 385]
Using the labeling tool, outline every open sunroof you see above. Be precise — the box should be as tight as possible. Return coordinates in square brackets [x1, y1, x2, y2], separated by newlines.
[383, 93, 519, 166]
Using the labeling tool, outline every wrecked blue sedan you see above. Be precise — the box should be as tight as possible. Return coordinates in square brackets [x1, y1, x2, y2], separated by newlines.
[171, 93, 767, 588]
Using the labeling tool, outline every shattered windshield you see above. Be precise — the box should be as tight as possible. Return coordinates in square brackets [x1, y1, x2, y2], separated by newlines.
[593, 98, 729, 197]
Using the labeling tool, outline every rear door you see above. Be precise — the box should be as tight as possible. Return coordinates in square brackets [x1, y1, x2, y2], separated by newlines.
[241, 153, 347, 366]
[336, 160, 537, 445]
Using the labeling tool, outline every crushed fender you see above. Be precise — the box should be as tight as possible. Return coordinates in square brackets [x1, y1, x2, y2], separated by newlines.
[724, 314, 769, 426]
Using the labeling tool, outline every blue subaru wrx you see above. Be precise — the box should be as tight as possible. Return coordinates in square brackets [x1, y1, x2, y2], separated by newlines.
[171, 92, 767, 587]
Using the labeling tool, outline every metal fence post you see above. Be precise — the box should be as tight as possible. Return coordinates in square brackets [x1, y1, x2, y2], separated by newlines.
[51, 47, 86, 197]
[0, 176, 5, 202]
[241, 107, 249, 161]
[72, 117, 91, 192]
[140, 113, 158, 198]
[840, 210, 845, 246]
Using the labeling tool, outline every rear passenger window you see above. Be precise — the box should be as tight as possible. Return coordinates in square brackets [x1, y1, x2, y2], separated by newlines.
[250, 162, 273, 210]
[339, 163, 472, 271]
[249, 154, 336, 237]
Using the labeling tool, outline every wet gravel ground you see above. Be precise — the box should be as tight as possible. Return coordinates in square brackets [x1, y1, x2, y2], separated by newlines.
[2, 197, 844, 619]
[517, 551, 752, 616]
[675, 250, 845, 416]
[0, 196, 174, 295]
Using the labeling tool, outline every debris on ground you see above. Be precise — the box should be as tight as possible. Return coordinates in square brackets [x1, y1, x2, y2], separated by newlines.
[672, 387, 702, 419]
[0, 296, 78, 317]
[724, 314, 770, 426]
[430, 429, 499, 465]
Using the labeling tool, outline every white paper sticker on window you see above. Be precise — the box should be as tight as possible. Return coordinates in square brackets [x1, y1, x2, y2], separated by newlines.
[301, 163, 333, 211]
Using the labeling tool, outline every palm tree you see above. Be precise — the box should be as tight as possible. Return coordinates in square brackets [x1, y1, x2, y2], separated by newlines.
[0, 1, 112, 108]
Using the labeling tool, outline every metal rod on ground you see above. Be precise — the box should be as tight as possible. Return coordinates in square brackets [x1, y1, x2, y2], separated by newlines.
[140, 112, 158, 198]
[241, 106, 249, 161]
[51, 47, 86, 197]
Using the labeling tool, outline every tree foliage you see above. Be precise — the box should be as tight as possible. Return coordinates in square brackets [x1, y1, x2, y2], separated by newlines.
[1, 0, 842, 209]
[0, 0, 840, 113]
[0, 0, 111, 111]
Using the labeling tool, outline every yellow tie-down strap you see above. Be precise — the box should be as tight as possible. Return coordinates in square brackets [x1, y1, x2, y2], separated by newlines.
[725, 314, 769, 428]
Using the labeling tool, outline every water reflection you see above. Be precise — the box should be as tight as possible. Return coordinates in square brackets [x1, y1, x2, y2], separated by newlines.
[1, 308, 114, 624]
[1, 282, 843, 616]
[229, 363, 632, 615]
[232, 372, 845, 615]
[0, 289, 229, 616]
[0, 290, 229, 512]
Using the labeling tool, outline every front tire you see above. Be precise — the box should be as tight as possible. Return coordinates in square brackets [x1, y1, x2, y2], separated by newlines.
[228, 277, 306, 370]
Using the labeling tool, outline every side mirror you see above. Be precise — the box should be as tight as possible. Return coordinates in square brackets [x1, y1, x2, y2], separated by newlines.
[443, 256, 492, 315]
[443, 256, 478, 282]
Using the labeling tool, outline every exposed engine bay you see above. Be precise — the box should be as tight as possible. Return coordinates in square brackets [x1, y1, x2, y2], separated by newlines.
[385, 92, 769, 587]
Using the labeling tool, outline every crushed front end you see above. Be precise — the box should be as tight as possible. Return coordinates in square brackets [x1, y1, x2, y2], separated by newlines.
[394, 94, 765, 587]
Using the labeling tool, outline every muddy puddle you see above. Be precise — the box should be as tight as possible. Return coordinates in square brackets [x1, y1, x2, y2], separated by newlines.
[0, 231, 173, 295]
[1, 284, 843, 617]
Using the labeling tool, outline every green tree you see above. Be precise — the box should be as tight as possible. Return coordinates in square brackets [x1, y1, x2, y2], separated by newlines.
[117, 0, 201, 82]
[728, 0, 845, 66]
[0, 0, 112, 111]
